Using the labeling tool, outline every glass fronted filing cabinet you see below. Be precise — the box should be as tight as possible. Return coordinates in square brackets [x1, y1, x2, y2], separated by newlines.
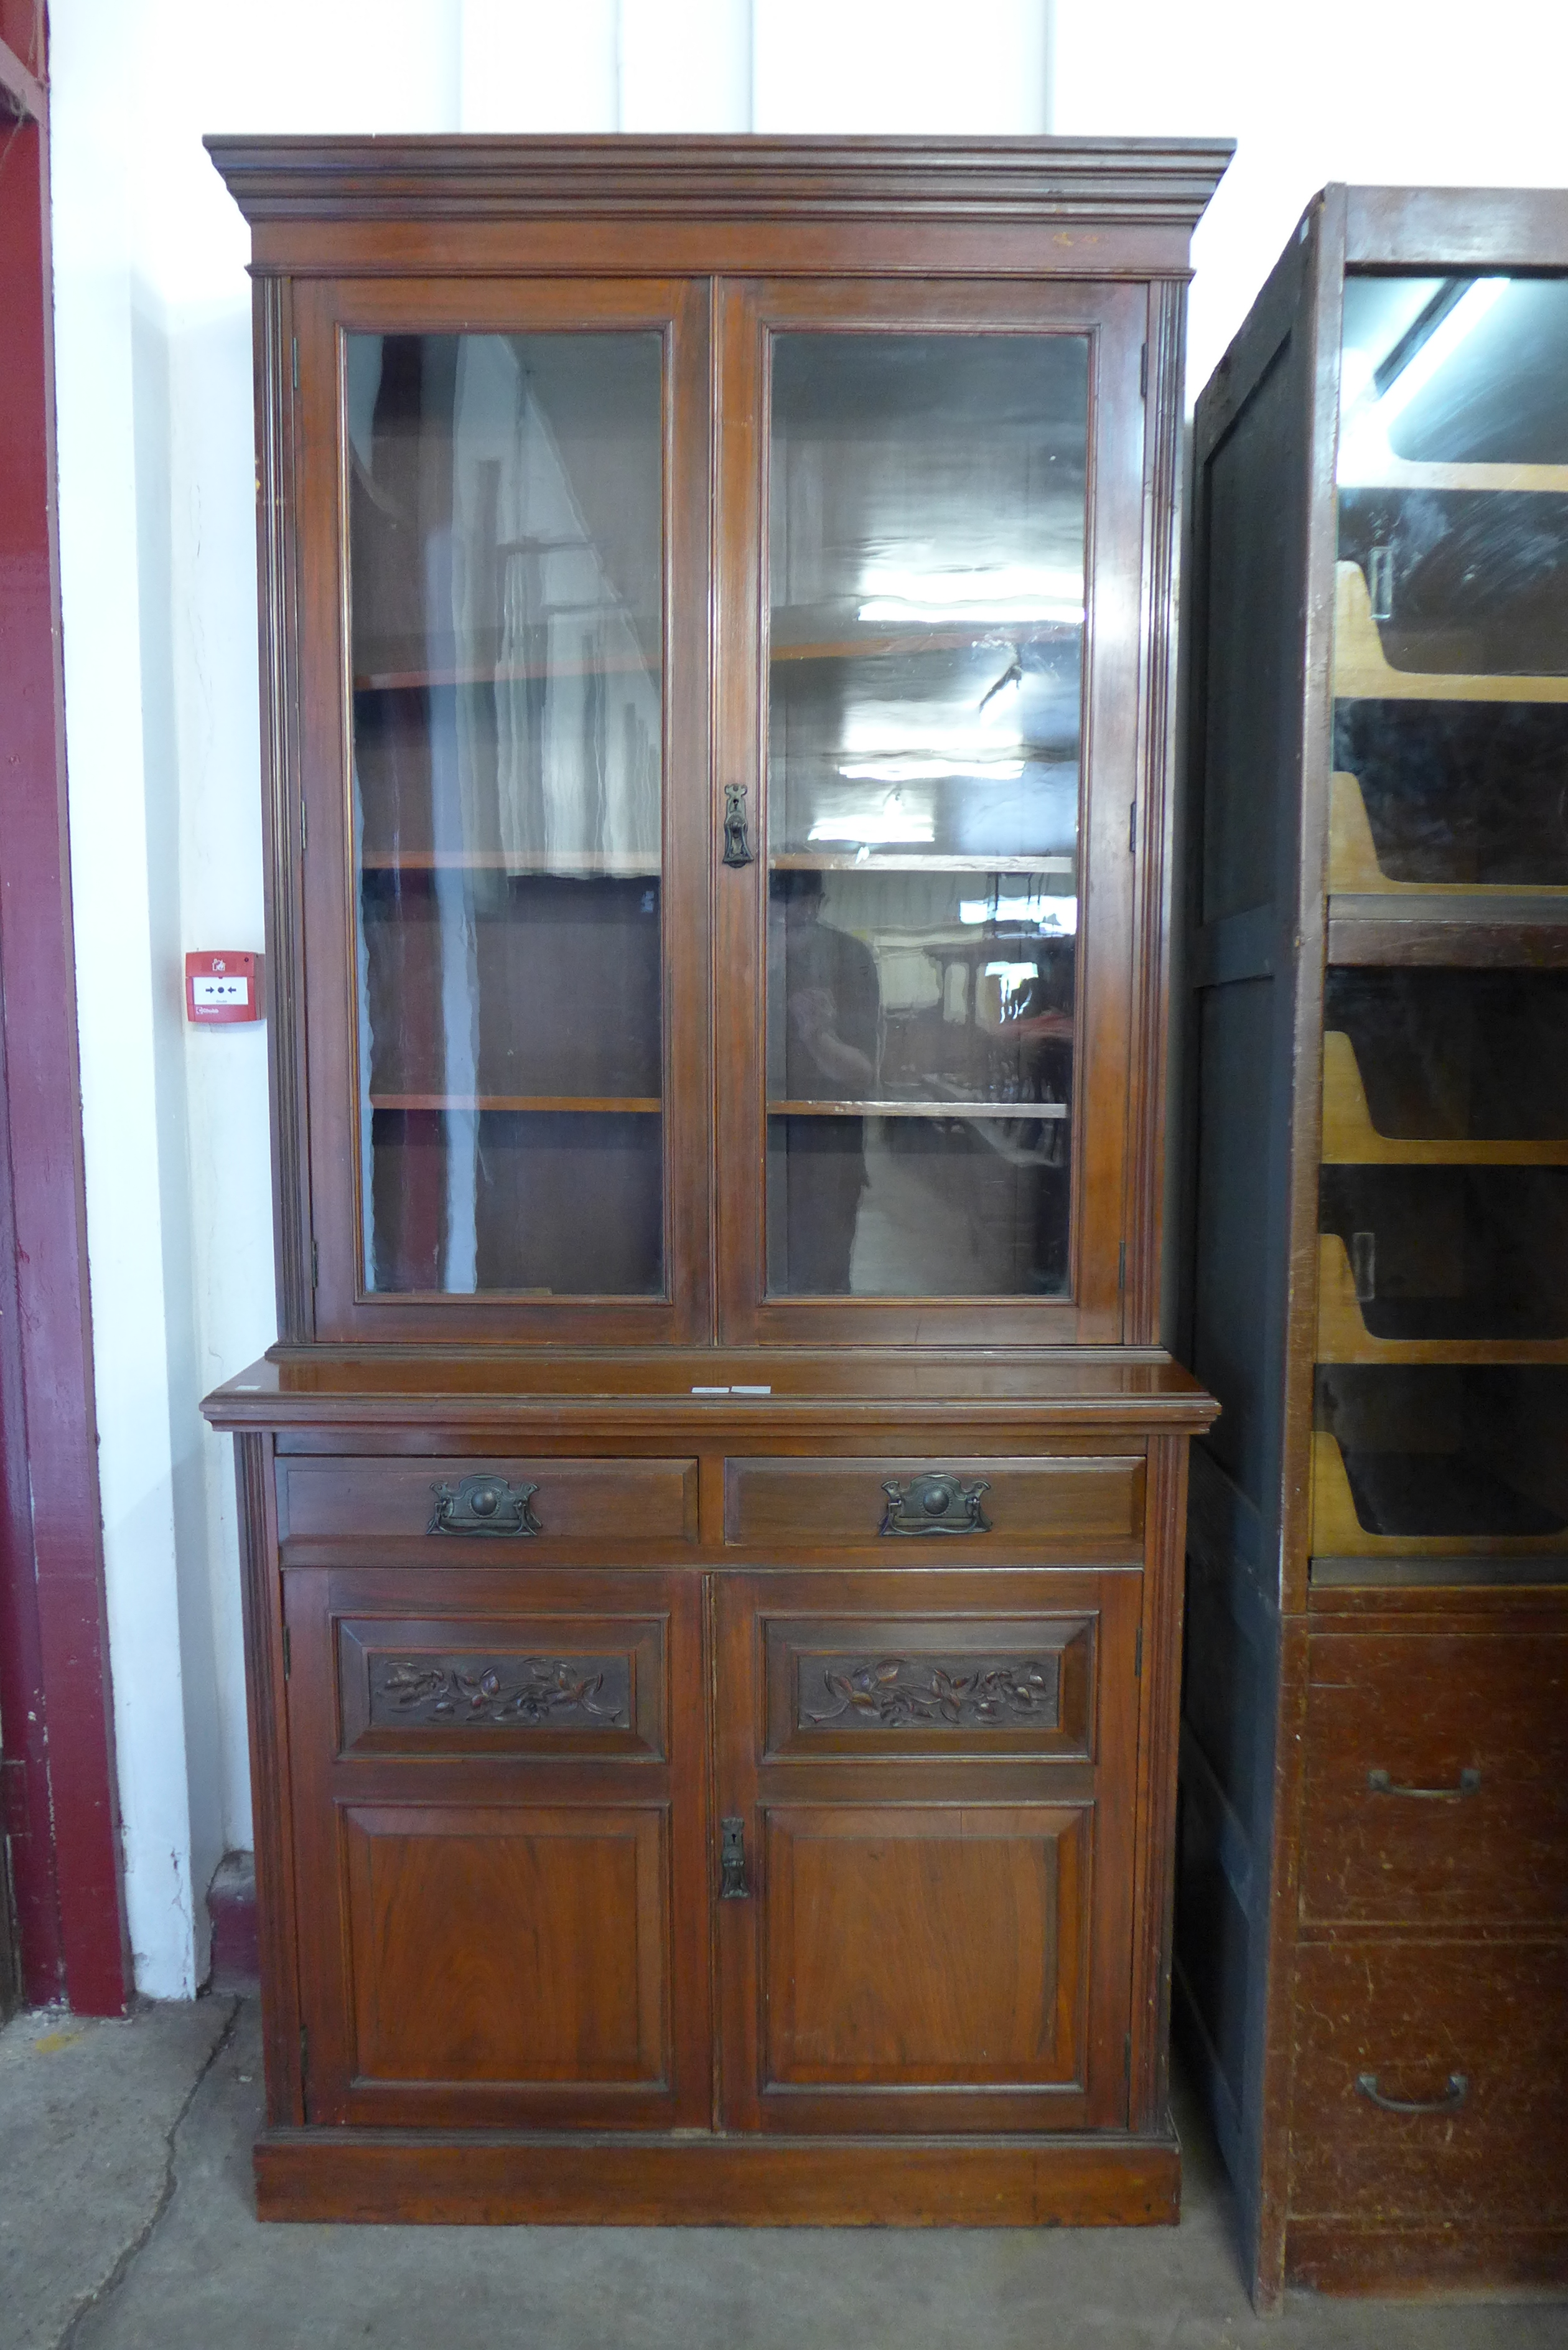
[1180, 187, 1568, 2305]
[200, 136, 1225, 2227]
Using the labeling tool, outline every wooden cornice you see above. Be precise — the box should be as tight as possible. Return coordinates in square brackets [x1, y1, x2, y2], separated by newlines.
[205, 134, 1234, 231]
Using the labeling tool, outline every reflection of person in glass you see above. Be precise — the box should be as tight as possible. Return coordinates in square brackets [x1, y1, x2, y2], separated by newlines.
[779, 871, 880, 1293]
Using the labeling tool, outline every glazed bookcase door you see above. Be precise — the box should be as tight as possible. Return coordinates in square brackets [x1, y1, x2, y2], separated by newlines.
[714, 278, 1150, 1346]
[282, 1563, 712, 2130]
[287, 277, 711, 1345]
[713, 1569, 1142, 2134]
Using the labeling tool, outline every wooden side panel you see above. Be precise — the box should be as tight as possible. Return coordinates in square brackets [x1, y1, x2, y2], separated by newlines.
[1176, 189, 1343, 2313]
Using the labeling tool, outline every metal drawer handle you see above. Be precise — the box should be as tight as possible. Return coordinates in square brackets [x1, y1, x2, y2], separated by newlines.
[427, 1475, 541, 1537]
[1356, 2070, 1468, 2117]
[719, 1816, 750, 1899]
[1366, 1767, 1480, 1800]
[880, 1473, 991, 1537]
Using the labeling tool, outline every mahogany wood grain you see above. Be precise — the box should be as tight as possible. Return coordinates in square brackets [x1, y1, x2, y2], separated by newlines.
[279, 1455, 699, 1545]
[252, 2125, 1183, 2226]
[1299, 1631, 1568, 1927]
[724, 1454, 1144, 1552]
[762, 1802, 1088, 2092]
[234, 1432, 306, 2127]
[342, 1804, 668, 2084]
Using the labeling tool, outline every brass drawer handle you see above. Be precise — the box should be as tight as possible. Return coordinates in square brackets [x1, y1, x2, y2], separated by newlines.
[427, 1475, 541, 1537]
[880, 1472, 991, 1537]
[1356, 2070, 1468, 2116]
[719, 1816, 750, 1899]
[1366, 1767, 1480, 1800]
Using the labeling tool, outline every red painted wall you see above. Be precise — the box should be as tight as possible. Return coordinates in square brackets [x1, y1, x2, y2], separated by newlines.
[0, 26, 134, 2013]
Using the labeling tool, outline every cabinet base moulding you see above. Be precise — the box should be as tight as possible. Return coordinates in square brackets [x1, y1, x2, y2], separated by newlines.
[253, 2126, 1182, 2227]
[1285, 2222, 1568, 2299]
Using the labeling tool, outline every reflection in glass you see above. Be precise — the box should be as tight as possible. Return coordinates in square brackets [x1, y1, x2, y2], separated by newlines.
[765, 332, 1088, 1296]
[1315, 1366, 1568, 1541]
[346, 332, 664, 1294]
[1335, 274, 1568, 677]
[1325, 969, 1568, 1141]
[1321, 1165, 1568, 1341]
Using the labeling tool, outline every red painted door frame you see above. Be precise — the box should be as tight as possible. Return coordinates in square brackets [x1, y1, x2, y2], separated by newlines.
[0, 6, 134, 2014]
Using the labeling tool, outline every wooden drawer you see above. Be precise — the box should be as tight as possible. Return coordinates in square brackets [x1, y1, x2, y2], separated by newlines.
[723, 1455, 1144, 1552]
[1300, 1631, 1568, 1926]
[1290, 1940, 1568, 2224]
[279, 1457, 699, 1547]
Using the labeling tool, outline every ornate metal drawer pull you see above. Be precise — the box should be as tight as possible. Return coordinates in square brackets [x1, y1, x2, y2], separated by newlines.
[719, 1815, 750, 1899]
[880, 1472, 991, 1537]
[427, 1474, 541, 1537]
[1356, 2070, 1468, 2116]
[1366, 1767, 1480, 1800]
[721, 783, 754, 868]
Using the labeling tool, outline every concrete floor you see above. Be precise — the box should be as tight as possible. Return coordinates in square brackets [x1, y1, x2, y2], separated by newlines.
[2, 1998, 1567, 2350]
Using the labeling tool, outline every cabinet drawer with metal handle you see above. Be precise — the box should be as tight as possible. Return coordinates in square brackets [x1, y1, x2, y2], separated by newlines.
[723, 1454, 1144, 1553]
[1300, 1629, 1568, 1926]
[278, 1456, 700, 1548]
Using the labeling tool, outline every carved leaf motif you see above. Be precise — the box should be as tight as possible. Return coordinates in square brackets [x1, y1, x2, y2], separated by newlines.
[373, 1654, 627, 1728]
[803, 1653, 1059, 1730]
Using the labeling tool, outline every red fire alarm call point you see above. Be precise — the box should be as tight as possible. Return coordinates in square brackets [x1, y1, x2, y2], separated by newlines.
[185, 950, 264, 1025]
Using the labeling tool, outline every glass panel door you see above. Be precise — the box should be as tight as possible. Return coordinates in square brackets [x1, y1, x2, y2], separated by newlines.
[716, 282, 1147, 1342]
[765, 332, 1085, 1299]
[1316, 273, 1568, 1578]
[294, 279, 710, 1344]
[348, 329, 664, 1295]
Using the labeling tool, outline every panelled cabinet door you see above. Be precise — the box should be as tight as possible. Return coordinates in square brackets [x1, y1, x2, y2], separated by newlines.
[714, 279, 1150, 1346]
[288, 276, 712, 1346]
[712, 1570, 1142, 2133]
[282, 1565, 711, 2130]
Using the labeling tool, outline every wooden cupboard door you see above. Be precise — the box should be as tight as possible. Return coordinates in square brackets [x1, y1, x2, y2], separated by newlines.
[283, 1565, 710, 2131]
[714, 1570, 1141, 2133]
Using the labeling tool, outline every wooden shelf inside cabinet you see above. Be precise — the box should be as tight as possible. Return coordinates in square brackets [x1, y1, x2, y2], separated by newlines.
[1320, 1032, 1568, 1164]
[1316, 1235, 1568, 1365]
[769, 1098, 1068, 1119]
[1333, 562, 1568, 705]
[355, 652, 655, 690]
[368, 1095, 661, 1113]
[1310, 1427, 1568, 1559]
[770, 853, 1075, 876]
[360, 850, 661, 877]
[1337, 459, 1568, 495]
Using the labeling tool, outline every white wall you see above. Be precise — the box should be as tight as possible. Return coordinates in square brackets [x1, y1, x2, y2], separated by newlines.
[48, 0, 1568, 1995]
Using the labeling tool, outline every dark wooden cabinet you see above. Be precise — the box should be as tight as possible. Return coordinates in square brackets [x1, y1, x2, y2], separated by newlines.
[201, 136, 1225, 2226]
[1178, 184, 1568, 2302]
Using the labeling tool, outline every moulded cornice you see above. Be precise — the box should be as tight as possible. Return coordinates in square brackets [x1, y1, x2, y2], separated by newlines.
[205, 133, 1234, 230]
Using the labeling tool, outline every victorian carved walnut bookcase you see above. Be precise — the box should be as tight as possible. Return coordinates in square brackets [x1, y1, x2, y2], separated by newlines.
[201, 136, 1225, 2226]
